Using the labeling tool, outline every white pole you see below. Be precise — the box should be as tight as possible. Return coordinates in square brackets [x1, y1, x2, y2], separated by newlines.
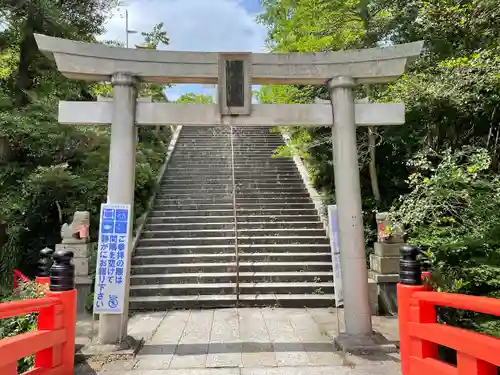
[98, 73, 137, 344]
[328, 76, 372, 337]
[125, 10, 129, 48]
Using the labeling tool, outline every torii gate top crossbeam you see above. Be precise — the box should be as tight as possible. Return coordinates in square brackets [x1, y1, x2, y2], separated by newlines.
[34, 34, 423, 85]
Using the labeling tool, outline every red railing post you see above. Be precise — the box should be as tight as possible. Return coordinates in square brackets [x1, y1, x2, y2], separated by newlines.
[34, 249, 76, 374]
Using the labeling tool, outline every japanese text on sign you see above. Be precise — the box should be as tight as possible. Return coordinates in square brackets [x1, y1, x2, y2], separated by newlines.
[93, 203, 131, 314]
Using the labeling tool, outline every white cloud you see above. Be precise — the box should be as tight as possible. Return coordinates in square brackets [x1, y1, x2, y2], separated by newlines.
[100, 0, 267, 52]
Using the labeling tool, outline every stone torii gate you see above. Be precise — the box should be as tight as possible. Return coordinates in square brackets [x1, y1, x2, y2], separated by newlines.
[35, 34, 422, 346]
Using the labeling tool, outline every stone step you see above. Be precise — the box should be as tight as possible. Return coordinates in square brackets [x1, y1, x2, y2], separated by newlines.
[168, 157, 293, 164]
[163, 182, 306, 188]
[143, 221, 323, 231]
[161, 177, 304, 184]
[159, 189, 308, 195]
[174, 145, 284, 150]
[148, 208, 318, 217]
[176, 145, 284, 151]
[129, 293, 335, 310]
[169, 159, 294, 164]
[146, 215, 320, 225]
[181, 134, 281, 137]
[137, 236, 329, 247]
[147, 214, 320, 224]
[152, 203, 314, 210]
[155, 191, 309, 197]
[165, 173, 302, 179]
[166, 167, 298, 173]
[147, 215, 234, 224]
[132, 252, 331, 265]
[176, 138, 282, 141]
[170, 153, 286, 156]
[141, 229, 235, 238]
[131, 261, 332, 275]
[129, 270, 333, 285]
[161, 176, 303, 182]
[141, 228, 326, 238]
[165, 170, 300, 176]
[173, 148, 283, 152]
[172, 149, 284, 153]
[154, 196, 311, 204]
[167, 163, 296, 169]
[178, 136, 283, 140]
[155, 192, 309, 200]
[134, 243, 330, 256]
[130, 281, 334, 296]
[175, 139, 283, 143]
[159, 183, 305, 190]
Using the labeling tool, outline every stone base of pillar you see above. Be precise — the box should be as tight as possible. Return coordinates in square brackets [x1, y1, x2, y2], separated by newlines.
[369, 242, 404, 315]
[334, 331, 398, 354]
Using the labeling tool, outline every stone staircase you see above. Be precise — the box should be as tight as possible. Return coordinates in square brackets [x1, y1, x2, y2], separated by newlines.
[129, 126, 334, 310]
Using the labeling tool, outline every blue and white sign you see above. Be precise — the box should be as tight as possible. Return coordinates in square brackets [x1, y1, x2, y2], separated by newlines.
[93, 203, 131, 314]
[328, 205, 344, 307]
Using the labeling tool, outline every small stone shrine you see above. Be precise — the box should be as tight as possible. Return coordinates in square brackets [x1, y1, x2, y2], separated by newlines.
[56, 211, 91, 315]
[369, 212, 406, 314]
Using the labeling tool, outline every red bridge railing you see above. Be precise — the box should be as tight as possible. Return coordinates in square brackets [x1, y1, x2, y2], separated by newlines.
[398, 245, 500, 375]
[0, 249, 76, 375]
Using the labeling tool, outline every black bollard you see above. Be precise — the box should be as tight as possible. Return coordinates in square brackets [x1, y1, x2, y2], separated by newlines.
[37, 247, 54, 277]
[399, 244, 422, 286]
[49, 249, 75, 292]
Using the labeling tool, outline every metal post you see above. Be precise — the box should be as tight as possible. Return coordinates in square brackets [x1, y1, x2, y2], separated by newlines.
[49, 249, 75, 292]
[125, 10, 129, 48]
[399, 245, 423, 286]
[98, 73, 138, 344]
[328, 76, 372, 337]
[37, 247, 54, 277]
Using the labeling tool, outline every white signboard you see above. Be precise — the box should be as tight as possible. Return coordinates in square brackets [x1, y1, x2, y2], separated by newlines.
[328, 205, 344, 307]
[93, 203, 131, 314]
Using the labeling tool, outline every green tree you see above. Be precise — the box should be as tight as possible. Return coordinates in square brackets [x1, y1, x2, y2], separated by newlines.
[0, 2, 170, 290]
[176, 93, 214, 104]
[0, 0, 119, 106]
[136, 22, 170, 49]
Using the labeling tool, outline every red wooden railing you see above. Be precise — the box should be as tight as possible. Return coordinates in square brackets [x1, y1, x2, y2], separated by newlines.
[398, 280, 500, 375]
[0, 276, 76, 374]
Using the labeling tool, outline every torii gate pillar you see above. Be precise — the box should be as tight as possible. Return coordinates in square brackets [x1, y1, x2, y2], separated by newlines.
[328, 76, 372, 336]
[99, 73, 138, 343]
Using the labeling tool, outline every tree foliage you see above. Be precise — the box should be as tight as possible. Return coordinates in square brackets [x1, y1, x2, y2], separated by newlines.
[0, 2, 170, 290]
[258, 0, 500, 332]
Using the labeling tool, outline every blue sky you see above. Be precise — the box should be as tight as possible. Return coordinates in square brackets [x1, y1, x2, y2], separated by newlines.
[100, 0, 267, 101]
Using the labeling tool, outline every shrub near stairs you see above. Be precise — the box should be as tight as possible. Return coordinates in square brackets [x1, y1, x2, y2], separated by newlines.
[391, 147, 500, 336]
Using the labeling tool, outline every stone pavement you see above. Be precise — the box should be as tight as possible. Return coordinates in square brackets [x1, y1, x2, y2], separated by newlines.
[75, 308, 401, 374]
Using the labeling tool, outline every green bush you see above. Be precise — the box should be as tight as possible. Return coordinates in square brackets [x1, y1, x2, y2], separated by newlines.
[391, 147, 500, 336]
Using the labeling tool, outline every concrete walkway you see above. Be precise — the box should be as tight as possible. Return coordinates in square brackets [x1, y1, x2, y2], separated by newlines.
[75, 308, 401, 374]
